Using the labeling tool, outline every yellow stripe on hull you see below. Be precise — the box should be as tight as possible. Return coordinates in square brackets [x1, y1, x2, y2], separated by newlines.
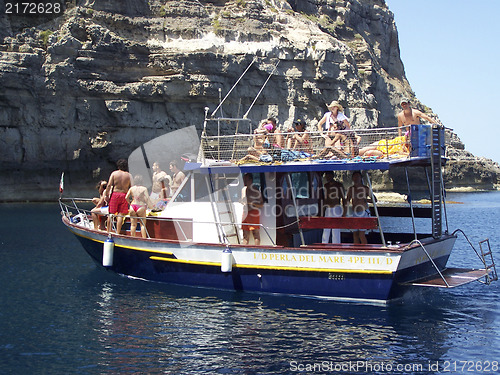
[70, 229, 173, 255]
[149, 256, 393, 274]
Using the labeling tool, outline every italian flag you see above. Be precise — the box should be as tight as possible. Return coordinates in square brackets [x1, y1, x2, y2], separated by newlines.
[59, 172, 64, 194]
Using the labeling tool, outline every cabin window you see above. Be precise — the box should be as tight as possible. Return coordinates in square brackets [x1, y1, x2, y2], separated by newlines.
[290, 172, 309, 199]
[173, 175, 191, 202]
[311, 173, 320, 199]
[279, 172, 310, 199]
[194, 174, 211, 202]
[251, 173, 268, 203]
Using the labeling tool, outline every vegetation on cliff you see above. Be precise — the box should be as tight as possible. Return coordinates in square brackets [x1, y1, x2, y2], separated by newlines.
[0, 0, 498, 200]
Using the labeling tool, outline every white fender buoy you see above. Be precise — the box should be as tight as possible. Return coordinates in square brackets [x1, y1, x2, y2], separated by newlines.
[221, 246, 233, 273]
[102, 236, 114, 267]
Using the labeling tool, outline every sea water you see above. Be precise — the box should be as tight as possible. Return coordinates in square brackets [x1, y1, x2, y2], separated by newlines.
[0, 192, 499, 374]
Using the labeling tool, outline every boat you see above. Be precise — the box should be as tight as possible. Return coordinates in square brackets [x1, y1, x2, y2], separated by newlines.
[59, 116, 498, 303]
[59, 66, 497, 303]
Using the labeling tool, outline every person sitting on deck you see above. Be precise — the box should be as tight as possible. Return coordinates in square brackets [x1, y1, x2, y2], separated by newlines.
[91, 180, 108, 230]
[238, 128, 269, 163]
[260, 117, 284, 149]
[317, 101, 358, 156]
[286, 119, 313, 154]
[358, 132, 410, 158]
[346, 171, 376, 245]
[241, 173, 264, 246]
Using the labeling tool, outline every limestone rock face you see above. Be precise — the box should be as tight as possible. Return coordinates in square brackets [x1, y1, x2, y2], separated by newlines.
[0, 0, 498, 200]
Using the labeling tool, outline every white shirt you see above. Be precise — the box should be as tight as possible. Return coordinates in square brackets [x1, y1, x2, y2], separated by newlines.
[324, 111, 348, 131]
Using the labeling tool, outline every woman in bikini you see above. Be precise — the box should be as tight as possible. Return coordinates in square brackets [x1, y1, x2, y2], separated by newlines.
[125, 175, 151, 238]
[287, 119, 313, 154]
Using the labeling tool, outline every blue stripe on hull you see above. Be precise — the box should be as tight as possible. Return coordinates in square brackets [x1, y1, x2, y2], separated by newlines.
[76, 236, 400, 301]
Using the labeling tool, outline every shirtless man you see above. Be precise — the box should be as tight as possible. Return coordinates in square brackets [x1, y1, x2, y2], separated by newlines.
[322, 172, 346, 244]
[169, 160, 185, 197]
[104, 159, 132, 234]
[397, 97, 436, 136]
[150, 162, 171, 202]
[346, 171, 375, 244]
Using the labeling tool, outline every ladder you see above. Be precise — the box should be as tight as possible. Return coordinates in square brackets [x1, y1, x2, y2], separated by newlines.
[208, 174, 241, 244]
[430, 125, 443, 238]
[479, 239, 498, 285]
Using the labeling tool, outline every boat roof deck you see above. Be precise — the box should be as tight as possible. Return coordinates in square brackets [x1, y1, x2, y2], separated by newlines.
[194, 123, 440, 173]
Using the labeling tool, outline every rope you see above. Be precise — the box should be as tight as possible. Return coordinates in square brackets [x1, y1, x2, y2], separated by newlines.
[263, 219, 300, 231]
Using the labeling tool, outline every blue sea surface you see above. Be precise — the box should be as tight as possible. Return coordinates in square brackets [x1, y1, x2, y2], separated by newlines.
[0, 192, 499, 374]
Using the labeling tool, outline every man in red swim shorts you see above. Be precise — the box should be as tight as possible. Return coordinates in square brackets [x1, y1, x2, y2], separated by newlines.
[104, 159, 132, 234]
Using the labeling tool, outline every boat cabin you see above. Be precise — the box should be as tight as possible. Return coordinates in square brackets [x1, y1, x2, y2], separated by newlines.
[149, 119, 446, 250]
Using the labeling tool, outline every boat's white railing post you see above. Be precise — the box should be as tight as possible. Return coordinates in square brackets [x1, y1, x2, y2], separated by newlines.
[404, 167, 418, 241]
[286, 173, 305, 246]
[259, 224, 276, 247]
[364, 172, 386, 247]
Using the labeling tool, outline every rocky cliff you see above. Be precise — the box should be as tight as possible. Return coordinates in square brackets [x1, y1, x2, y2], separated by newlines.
[0, 0, 498, 201]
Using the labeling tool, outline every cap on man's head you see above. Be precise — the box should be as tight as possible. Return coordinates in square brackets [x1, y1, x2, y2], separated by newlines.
[294, 119, 306, 126]
[400, 97, 410, 105]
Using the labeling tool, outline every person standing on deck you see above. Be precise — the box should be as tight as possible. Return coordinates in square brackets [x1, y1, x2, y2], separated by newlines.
[321, 172, 347, 244]
[346, 171, 375, 245]
[150, 161, 171, 203]
[241, 173, 264, 246]
[126, 175, 151, 238]
[397, 97, 437, 136]
[169, 160, 185, 197]
[104, 159, 132, 234]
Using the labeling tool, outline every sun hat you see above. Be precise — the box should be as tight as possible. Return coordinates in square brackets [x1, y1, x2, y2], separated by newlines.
[326, 101, 344, 112]
[400, 97, 410, 105]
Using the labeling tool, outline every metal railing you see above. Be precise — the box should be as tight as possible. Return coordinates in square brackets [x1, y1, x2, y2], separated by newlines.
[200, 126, 410, 163]
[59, 198, 276, 245]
